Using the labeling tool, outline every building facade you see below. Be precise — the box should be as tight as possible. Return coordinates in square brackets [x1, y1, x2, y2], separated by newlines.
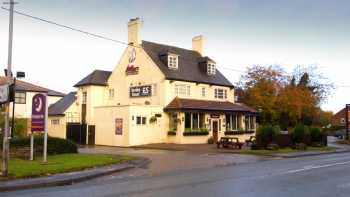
[48, 18, 257, 146]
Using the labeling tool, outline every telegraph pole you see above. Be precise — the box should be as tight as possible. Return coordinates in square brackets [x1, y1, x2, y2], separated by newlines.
[2, 0, 15, 177]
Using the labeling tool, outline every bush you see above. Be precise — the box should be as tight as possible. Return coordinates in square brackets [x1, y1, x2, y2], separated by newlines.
[310, 127, 322, 142]
[293, 124, 309, 143]
[167, 131, 176, 136]
[183, 131, 209, 136]
[258, 125, 278, 145]
[3, 135, 78, 155]
[207, 137, 214, 144]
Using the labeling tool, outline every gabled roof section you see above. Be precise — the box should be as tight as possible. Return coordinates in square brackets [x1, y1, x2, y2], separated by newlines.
[141, 41, 233, 87]
[0, 77, 66, 97]
[164, 97, 257, 113]
[49, 92, 77, 116]
[74, 70, 112, 87]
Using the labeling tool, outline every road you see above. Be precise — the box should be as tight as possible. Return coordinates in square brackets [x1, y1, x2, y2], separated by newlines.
[3, 151, 350, 197]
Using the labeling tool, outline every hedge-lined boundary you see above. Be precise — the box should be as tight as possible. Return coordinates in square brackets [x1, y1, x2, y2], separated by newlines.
[183, 131, 209, 136]
[225, 130, 255, 135]
[167, 131, 176, 136]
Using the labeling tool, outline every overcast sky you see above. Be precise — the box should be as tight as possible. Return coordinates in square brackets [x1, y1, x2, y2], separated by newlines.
[0, 0, 349, 112]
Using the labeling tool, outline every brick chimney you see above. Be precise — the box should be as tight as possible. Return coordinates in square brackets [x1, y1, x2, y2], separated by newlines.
[128, 17, 142, 46]
[192, 35, 204, 56]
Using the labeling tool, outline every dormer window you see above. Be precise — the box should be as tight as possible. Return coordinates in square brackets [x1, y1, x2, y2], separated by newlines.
[168, 55, 178, 70]
[207, 62, 216, 75]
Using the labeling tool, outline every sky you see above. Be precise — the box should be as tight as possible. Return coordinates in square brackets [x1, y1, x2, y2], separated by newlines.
[0, 0, 349, 112]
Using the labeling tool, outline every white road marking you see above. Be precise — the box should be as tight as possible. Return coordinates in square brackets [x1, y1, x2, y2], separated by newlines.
[284, 160, 350, 174]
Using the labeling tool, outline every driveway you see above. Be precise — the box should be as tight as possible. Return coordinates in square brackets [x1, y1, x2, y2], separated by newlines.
[79, 145, 270, 178]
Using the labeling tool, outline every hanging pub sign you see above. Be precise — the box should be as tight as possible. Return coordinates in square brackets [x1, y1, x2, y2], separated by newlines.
[130, 85, 152, 97]
[115, 118, 123, 135]
[125, 48, 139, 75]
[31, 94, 47, 132]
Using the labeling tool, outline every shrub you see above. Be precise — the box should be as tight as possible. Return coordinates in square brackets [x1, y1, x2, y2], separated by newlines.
[183, 131, 209, 136]
[3, 136, 78, 155]
[167, 131, 176, 136]
[258, 125, 278, 145]
[207, 137, 214, 144]
[310, 127, 322, 142]
[293, 124, 309, 143]
[295, 143, 307, 150]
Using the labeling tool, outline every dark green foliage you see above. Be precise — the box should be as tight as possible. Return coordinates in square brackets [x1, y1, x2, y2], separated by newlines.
[1, 135, 77, 155]
[225, 130, 255, 135]
[295, 143, 307, 150]
[293, 124, 309, 143]
[266, 143, 279, 150]
[310, 127, 322, 142]
[258, 125, 279, 145]
[183, 131, 209, 136]
[167, 131, 176, 136]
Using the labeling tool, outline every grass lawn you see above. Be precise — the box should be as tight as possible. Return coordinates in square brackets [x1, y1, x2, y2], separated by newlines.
[0, 153, 134, 179]
[235, 146, 336, 156]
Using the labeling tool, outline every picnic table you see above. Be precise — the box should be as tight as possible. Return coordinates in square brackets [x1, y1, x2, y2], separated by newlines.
[216, 137, 244, 149]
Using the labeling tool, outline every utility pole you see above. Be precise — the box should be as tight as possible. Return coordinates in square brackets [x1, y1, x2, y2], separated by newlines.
[2, 0, 15, 177]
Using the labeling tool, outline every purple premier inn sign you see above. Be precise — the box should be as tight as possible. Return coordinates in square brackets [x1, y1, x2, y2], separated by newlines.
[31, 94, 47, 132]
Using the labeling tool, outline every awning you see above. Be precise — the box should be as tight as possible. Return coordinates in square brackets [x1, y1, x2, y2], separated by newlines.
[164, 97, 257, 114]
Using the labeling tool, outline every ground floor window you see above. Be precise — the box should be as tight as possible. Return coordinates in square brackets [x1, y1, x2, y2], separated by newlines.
[225, 114, 239, 130]
[51, 119, 60, 125]
[245, 115, 255, 130]
[169, 113, 178, 131]
[136, 116, 147, 125]
[184, 113, 205, 130]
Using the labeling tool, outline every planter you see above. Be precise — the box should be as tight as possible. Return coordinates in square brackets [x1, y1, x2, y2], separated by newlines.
[225, 130, 255, 135]
[183, 131, 209, 136]
[167, 131, 176, 136]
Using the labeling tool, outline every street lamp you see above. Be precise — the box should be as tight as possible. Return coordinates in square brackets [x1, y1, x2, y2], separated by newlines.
[10, 71, 25, 138]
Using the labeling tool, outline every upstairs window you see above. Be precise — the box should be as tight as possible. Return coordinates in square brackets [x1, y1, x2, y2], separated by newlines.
[108, 89, 114, 100]
[215, 88, 227, 99]
[168, 55, 178, 69]
[201, 87, 206, 97]
[207, 63, 216, 75]
[82, 92, 87, 104]
[175, 84, 190, 96]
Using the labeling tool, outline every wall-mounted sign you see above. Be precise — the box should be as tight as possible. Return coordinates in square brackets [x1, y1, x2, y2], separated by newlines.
[31, 94, 47, 132]
[115, 118, 123, 135]
[0, 84, 9, 104]
[126, 48, 139, 75]
[210, 114, 220, 119]
[130, 85, 152, 97]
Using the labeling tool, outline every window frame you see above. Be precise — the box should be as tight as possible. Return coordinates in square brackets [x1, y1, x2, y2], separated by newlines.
[136, 116, 147, 125]
[201, 87, 206, 97]
[15, 91, 26, 104]
[215, 88, 226, 99]
[108, 88, 114, 100]
[175, 84, 191, 96]
[168, 55, 178, 70]
[207, 62, 216, 75]
[82, 92, 87, 104]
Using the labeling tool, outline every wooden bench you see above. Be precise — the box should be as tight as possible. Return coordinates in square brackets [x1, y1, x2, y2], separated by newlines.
[217, 137, 244, 149]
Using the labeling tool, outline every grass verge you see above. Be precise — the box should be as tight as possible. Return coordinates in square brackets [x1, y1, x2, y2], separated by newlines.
[0, 153, 134, 179]
[231, 146, 336, 156]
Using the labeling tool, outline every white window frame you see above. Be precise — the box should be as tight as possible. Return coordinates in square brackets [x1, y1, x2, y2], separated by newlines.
[82, 92, 87, 104]
[51, 119, 60, 125]
[136, 116, 147, 125]
[215, 88, 226, 99]
[201, 87, 206, 97]
[168, 55, 178, 70]
[15, 92, 26, 104]
[207, 63, 216, 75]
[175, 84, 190, 96]
[108, 88, 114, 100]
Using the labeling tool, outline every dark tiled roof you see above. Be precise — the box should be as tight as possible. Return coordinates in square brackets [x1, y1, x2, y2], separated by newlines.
[0, 77, 66, 97]
[164, 97, 257, 113]
[49, 92, 77, 116]
[142, 41, 234, 87]
[74, 70, 112, 87]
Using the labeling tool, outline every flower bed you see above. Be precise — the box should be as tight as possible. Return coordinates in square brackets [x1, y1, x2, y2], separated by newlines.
[225, 130, 255, 135]
[183, 131, 209, 136]
[167, 131, 176, 136]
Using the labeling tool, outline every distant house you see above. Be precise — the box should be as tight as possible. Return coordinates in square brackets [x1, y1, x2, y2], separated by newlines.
[0, 76, 66, 134]
[332, 108, 347, 127]
[48, 92, 79, 139]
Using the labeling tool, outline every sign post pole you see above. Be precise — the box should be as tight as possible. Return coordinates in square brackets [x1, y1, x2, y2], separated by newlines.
[30, 133, 34, 161]
[346, 104, 350, 140]
[43, 94, 48, 163]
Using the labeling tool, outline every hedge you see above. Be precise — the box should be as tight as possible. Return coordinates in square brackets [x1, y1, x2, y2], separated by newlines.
[1, 136, 78, 155]
[183, 131, 209, 136]
[167, 131, 176, 136]
[225, 130, 255, 135]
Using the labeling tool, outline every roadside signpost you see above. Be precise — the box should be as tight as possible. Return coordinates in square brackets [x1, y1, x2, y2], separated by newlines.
[31, 93, 48, 162]
[346, 104, 350, 140]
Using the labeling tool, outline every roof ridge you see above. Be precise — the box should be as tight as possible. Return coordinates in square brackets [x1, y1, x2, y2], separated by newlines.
[142, 40, 200, 55]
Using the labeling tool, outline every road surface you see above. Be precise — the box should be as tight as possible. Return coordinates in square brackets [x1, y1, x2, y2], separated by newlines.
[3, 151, 350, 197]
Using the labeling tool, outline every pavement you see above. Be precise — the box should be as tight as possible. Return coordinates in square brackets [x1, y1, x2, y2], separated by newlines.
[3, 149, 350, 196]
